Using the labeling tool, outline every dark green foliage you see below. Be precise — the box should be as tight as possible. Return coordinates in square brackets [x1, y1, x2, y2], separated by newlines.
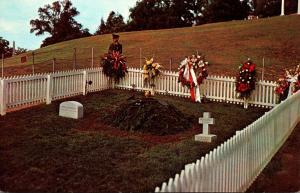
[127, 0, 251, 30]
[106, 97, 194, 135]
[254, 0, 298, 17]
[0, 37, 12, 58]
[30, 0, 91, 47]
[128, 0, 207, 30]
[95, 11, 126, 35]
[0, 37, 28, 58]
[203, 0, 250, 23]
[95, 18, 107, 35]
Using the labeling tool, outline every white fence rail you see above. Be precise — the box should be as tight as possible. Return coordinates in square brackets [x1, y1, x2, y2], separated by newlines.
[115, 68, 278, 108]
[0, 67, 277, 115]
[0, 68, 110, 115]
[154, 91, 300, 192]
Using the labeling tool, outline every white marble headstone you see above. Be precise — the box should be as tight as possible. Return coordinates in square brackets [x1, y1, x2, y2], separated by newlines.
[59, 101, 83, 119]
[195, 112, 217, 143]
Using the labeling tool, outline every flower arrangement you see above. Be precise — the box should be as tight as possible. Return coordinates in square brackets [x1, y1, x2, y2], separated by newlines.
[143, 58, 162, 85]
[275, 65, 300, 102]
[178, 54, 208, 102]
[178, 54, 208, 88]
[236, 59, 256, 99]
[143, 58, 162, 96]
[101, 51, 127, 82]
[275, 78, 290, 102]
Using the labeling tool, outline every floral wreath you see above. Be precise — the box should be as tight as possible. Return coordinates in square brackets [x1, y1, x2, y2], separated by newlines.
[178, 54, 208, 102]
[101, 51, 127, 82]
[143, 58, 162, 87]
[236, 59, 256, 99]
[178, 54, 208, 88]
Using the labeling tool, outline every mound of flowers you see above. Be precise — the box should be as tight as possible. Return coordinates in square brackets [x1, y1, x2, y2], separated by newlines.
[236, 59, 257, 99]
[178, 54, 208, 102]
[106, 97, 194, 136]
[101, 51, 127, 82]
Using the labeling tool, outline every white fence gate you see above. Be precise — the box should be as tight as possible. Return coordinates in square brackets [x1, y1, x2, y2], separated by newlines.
[154, 90, 300, 192]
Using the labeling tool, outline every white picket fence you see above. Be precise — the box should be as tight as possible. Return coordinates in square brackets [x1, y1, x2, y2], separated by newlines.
[0, 67, 277, 115]
[115, 68, 278, 108]
[0, 68, 110, 115]
[154, 91, 300, 192]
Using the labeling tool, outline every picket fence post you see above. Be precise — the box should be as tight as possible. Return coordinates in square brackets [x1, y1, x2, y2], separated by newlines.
[46, 75, 52, 104]
[0, 79, 6, 115]
[83, 70, 87, 95]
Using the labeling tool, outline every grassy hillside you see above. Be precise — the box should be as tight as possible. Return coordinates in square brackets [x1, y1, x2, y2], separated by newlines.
[3, 15, 300, 80]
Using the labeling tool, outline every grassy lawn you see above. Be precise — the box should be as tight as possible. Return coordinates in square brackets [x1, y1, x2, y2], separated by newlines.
[3, 15, 300, 80]
[0, 89, 267, 192]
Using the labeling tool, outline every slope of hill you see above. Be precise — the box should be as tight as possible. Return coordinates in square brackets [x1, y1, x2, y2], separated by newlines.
[3, 15, 300, 80]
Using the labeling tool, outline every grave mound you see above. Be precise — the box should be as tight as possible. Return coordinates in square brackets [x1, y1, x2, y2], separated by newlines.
[106, 97, 194, 135]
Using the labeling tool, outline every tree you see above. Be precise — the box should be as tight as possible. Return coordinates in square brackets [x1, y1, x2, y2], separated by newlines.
[128, 0, 205, 31]
[0, 37, 12, 58]
[263, 0, 281, 16]
[253, 0, 267, 15]
[95, 11, 125, 35]
[105, 11, 126, 33]
[203, 0, 250, 23]
[253, 0, 297, 17]
[95, 18, 107, 35]
[30, 0, 90, 47]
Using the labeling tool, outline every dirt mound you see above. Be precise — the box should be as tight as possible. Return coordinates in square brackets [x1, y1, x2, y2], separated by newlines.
[106, 97, 194, 135]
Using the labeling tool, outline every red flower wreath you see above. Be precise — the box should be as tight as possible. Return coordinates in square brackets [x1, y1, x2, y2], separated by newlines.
[236, 59, 257, 99]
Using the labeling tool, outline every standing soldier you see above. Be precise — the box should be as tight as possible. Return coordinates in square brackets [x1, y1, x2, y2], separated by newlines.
[108, 34, 122, 54]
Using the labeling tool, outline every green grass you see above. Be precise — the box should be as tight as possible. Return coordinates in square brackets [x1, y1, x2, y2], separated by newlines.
[0, 89, 267, 192]
[3, 15, 300, 79]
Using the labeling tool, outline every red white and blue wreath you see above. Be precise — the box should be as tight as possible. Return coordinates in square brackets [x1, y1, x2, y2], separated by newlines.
[101, 51, 127, 82]
[178, 54, 208, 102]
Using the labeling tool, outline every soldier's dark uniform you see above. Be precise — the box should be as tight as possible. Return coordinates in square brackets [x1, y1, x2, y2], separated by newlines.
[108, 34, 122, 54]
[108, 42, 122, 54]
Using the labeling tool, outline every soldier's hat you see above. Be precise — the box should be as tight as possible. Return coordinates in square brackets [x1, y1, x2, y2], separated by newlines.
[112, 33, 119, 39]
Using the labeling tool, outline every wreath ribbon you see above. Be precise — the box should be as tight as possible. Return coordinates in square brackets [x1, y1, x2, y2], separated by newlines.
[183, 61, 201, 102]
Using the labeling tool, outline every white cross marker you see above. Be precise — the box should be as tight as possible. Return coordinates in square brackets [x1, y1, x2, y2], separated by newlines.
[195, 112, 217, 143]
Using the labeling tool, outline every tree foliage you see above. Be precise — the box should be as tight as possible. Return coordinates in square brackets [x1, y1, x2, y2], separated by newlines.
[253, 0, 297, 17]
[0, 37, 12, 58]
[128, 0, 206, 30]
[30, 0, 90, 47]
[95, 11, 126, 35]
[0, 37, 28, 58]
[202, 0, 251, 23]
[127, 0, 251, 30]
